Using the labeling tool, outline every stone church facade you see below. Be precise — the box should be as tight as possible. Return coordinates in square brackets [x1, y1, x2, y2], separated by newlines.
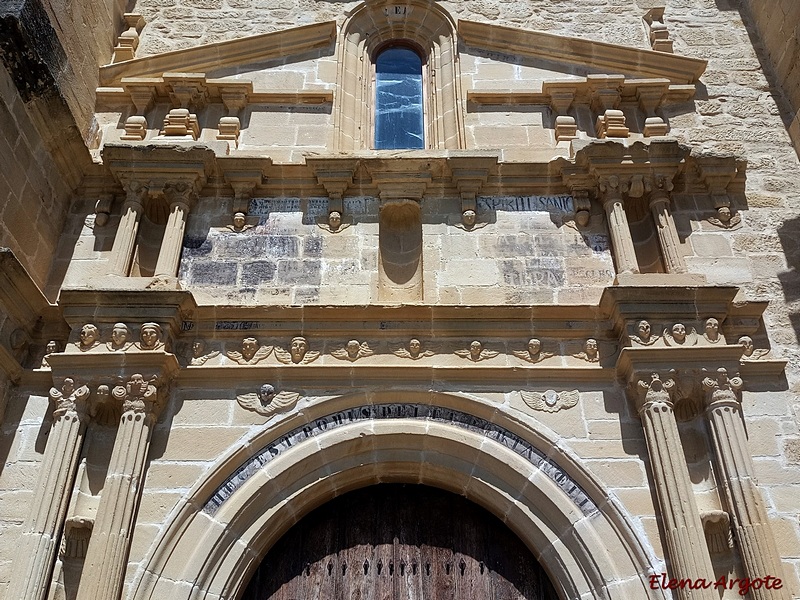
[1, 0, 799, 598]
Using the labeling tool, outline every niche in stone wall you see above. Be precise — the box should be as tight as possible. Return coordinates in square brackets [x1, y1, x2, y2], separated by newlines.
[625, 198, 665, 274]
[378, 200, 423, 302]
[129, 195, 168, 277]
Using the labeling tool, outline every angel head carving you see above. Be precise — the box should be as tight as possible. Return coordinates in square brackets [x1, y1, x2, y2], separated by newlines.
[275, 337, 320, 365]
[108, 323, 132, 351]
[332, 340, 374, 362]
[291, 337, 309, 362]
[41, 340, 60, 368]
[393, 338, 436, 360]
[462, 210, 476, 227]
[190, 339, 220, 365]
[672, 323, 686, 344]
[227, 212, 254, 233]
[703, 318, 721, 343]
[663, 322, 698, 347]
[329, 211, 342, 230]
[237, 384, 301, 417]
[512, 338, 553, 364]
[79, 324, 100, 351]
[139, 322, 163, 350]
[192, 339, 206, 358]
[242, 337, 259, 361]
[455, 341, 498, 362]
[318, 211, 351, 233]
[520, 389, 579, 413]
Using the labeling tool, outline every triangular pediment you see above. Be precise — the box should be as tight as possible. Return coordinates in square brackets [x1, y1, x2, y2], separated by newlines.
[458, 20, 706, 84]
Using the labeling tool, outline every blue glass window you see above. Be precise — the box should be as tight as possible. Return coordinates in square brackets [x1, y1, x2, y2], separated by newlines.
[375, 47, 424, 149]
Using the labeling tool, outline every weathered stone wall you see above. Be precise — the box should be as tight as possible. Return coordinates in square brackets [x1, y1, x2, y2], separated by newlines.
[740, 0, 800, 153]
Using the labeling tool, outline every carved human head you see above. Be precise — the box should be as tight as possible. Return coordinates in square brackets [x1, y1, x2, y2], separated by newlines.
[328, 211, 342, 230]
[258, 383, 276, 404]
[290, 337, 308, 362]
[575, 210, 590, 227]
[140, 323, 162, 350]
[469, 340, 483, 357]
[232, 212, 247, 230]
[346, 340, 361, 357]
[527, 338, 542, 355]
[242, 337, 259, 360]
[585, 338, 598, 357]
[62, 377, 75, 396]
[409, 338, 421, 357]
[717, 206, 732, 223]
[704, 317, 720, 340]
[129, 373, 146, 394]
[192, 340, 205, 357]
[45, 340, 58, 355]
[738, 335, 754, 356]
[462, 210, 476, 227]
[111, 323, 130, 348]
[672, 323, 686, 343]
[79, 324, 99, 348]
[636, 320, 651, 341]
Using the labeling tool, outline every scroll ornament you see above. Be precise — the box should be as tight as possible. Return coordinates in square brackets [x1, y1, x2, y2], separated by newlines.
[237, 384, 301, 417]
[520, 389, 579, 413]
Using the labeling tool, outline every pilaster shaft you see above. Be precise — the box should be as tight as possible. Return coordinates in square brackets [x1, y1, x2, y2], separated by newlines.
[649, 190, 686, 273]
[703, 369, 789, 599]
[599, 177, 639, 274]
[8, 380, 90, 600]
[77, 375, 162, 600]
[635, 373, 716, 600]
[154, 199, 190, 277]
[108, 183, 148, 276]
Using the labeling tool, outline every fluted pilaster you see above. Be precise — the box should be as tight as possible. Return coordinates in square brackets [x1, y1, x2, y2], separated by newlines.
[703, 368, 789, 599]
[599, 175, 639, 274]
[634, 372, 717, 600]
[7, 379, 90, 600]
[108, 182, 148, 276]
[154, 182, 193, 277]
[648, 176, 686, 273]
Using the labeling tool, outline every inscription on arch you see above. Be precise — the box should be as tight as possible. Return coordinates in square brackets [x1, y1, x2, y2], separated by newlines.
[204, 404, 598, 517]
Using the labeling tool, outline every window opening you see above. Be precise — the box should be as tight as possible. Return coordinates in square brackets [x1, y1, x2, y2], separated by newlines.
[374, 46, 424, 149]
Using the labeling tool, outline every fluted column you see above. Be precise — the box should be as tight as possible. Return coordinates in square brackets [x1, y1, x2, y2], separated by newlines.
[76, 374, 163, 600]
[8, 378, 90, 600]
[702, 369, 789, 599]
[108, 181, 148, 276]
[154, 181, 193, 277]
[649, 176, 686, 273]
[599, 175, 639, 274]
[634, 372, 717, 600]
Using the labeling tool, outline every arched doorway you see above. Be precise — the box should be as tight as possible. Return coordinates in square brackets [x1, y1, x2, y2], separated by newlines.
[241, 484, 558, 600]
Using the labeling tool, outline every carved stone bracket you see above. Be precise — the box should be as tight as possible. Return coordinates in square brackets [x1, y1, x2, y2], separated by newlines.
[643, 7, 674, 53]
[112, 14, 146, 64]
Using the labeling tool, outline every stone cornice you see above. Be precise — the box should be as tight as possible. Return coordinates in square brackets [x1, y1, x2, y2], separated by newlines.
[99, 21, 337, 86]
[458, 20, 707, 84]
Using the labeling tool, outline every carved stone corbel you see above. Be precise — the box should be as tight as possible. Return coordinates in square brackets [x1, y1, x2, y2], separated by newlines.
[120, 81, 156, 141]
[588, 75, 627, 138]
[112, 14, 145, 63]
[218, 83, 252, 147]
[448, 155, 496, 228]
[643, 7, 674, 53]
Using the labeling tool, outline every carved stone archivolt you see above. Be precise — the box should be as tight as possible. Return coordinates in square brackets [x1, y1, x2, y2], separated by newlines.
[275, 337, 320, 364]
[226, 337, 273, 365]
[455, 341, 498, 362]
[237, 384, 301, 416]
[520, 389, 579, 413]
[331, 340, 374, 361]
[512, 338, 554, 364]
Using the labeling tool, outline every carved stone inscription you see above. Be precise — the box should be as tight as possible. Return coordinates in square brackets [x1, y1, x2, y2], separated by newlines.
[204, 403, 597, 517]
[477, 195, 573, 213]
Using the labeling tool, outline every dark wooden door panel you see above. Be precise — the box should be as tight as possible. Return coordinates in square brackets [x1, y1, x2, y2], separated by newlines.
[241, 484, 558, 600]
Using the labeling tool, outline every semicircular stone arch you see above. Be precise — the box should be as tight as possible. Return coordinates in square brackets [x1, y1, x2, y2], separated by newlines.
[128, 391, 668, 600]
[334, 0, 465, 151]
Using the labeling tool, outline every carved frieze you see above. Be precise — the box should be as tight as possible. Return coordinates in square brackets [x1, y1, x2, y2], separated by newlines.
[78, 324, 101, 352]
[512, 338, 553, 364]
[189, 340, 220, 365]
[107, 323, 133, 352]
[393, 338, 435, 360]
[573, 338, 599, 362]
[137, 322, 165, 351]
[236, 384, 301, 417]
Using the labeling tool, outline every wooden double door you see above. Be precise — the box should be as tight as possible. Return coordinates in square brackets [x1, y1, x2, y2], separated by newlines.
[241, 484, 559, 600]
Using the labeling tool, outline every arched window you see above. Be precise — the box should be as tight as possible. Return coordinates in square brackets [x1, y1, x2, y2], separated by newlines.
[374, 46, 424, 149]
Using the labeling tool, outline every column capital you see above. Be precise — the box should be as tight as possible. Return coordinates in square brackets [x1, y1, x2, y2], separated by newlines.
[49, 377, 91, 422]
[632, 370, 676, 414]
[162, 179, 196, 211]
[702, 367, 743, 409]
[120, 179, 149, 209]
[112, 373, 165, 420]
[596, 174, 628, 202]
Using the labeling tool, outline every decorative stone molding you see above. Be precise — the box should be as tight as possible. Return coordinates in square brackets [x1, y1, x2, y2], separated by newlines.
[520, 389, 579, 413]
[236, 384, 301, 417]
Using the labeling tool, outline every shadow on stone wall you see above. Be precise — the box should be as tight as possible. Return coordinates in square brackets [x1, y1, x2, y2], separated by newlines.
[777, 215, 800, 342]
